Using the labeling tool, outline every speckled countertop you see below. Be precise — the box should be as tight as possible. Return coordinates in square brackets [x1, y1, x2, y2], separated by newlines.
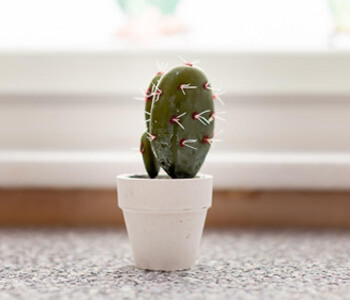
[0, 229, 349, 300]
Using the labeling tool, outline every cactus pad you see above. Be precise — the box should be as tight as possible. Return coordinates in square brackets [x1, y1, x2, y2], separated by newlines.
[149, 65, 214, 178]
[140, 132, 160, 178]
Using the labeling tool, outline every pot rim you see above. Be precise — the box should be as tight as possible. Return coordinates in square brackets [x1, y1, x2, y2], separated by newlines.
[117, 173, 212, 182]
[117, 173, 213, 210]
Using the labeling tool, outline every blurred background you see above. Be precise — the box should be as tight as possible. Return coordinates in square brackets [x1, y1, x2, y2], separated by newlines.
[0, 0, 350, 227]
[1, 0, 349, 50]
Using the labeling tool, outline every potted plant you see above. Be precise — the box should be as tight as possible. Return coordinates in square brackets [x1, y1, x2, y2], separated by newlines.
[117, 60, 219, 271]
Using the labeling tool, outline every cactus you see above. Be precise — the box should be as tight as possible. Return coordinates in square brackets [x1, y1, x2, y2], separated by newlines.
[140, 62, 216, 179]
[151, 64, 215, 178]
[140, 72, 162, 178]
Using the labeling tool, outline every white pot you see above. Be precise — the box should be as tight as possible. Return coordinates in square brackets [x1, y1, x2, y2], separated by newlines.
[116, 174, 213, 271]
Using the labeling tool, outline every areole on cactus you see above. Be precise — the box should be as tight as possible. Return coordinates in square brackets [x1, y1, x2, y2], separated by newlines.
[140, 61, 217, 179]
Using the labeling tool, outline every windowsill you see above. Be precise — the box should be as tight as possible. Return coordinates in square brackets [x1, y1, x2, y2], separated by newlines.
[2, 151, 350, 189]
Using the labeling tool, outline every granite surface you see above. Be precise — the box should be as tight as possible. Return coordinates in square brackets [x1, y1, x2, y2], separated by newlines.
[0, 229, 349, 300]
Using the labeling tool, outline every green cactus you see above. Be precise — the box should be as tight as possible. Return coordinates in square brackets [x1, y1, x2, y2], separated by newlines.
[149, 65, 215, 178]
[140, 72, 162, 178]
